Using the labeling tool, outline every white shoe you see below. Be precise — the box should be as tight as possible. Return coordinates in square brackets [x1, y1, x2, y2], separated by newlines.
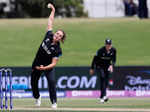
[35, 96, 41, 106]
[103, 96, 109, 102]
[100, 99, 104, 103]
[51, 103, 57, 109]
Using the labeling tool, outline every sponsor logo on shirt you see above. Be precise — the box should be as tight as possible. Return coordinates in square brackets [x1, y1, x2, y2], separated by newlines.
[45, 38, 50, 42]
[42, 42, 51, 54]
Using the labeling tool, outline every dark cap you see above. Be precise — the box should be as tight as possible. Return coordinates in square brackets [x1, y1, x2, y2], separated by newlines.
[105, 39, 112, 45]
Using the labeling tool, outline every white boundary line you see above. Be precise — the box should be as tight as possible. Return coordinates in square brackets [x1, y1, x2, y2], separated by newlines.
[13, 107, 150, 112]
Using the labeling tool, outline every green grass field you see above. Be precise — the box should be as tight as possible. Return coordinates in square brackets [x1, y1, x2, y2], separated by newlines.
[0, 18, 150, 66]
[2, 98, 149, 112]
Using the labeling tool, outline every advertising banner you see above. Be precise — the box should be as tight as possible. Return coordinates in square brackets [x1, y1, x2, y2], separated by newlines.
[112, 66, 150, 91]
[1, 66, 150, 98]
[0, 67, 99, 91]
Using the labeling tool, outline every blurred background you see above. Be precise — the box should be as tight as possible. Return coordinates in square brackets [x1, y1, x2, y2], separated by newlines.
[0, 0, 149, 19]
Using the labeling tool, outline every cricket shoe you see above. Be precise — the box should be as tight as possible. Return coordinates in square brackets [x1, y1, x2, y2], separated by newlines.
[103, 96, 109, 102]
[100, 99, 105, 103]
[51, 103, 57, 109]
[100, 96, 109, 103]
[35, 96, 41, 106]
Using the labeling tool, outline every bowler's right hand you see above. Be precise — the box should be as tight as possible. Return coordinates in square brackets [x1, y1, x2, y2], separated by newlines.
[47, 3, 55, 10]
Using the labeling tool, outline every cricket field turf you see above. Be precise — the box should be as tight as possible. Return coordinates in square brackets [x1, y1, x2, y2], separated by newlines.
[3, 98, 150, 112]
[0, 18, 150, 66]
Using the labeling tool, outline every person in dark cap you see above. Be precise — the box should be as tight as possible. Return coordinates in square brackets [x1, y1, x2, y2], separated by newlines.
[89, 39, 117, 103]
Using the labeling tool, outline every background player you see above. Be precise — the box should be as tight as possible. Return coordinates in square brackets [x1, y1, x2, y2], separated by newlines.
[89, 39, 116, 103]
[31, 3, 66, 109]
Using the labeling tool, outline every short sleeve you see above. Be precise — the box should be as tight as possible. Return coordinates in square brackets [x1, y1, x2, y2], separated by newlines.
[96, 51, 98, 56]
[52, 50, 62, 59]
[47, 30, 52, 34]
[96, 48, 103, 57]
[45, 30, 53, 38]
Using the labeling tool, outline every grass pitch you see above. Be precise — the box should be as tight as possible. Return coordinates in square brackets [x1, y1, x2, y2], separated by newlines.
[0, 18, 150, 66]
[4, 98, 150, 112]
